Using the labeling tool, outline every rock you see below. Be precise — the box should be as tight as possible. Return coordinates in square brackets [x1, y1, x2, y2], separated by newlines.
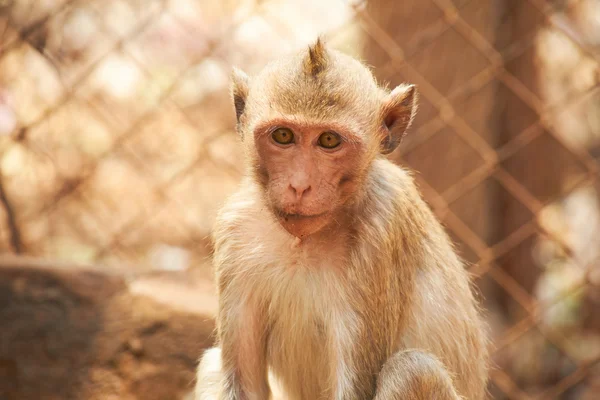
[0, 255, 217, 400]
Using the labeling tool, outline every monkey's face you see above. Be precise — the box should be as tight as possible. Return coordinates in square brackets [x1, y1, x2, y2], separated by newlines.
[253, 119, 370, 239]
[232, 40, 418, 238]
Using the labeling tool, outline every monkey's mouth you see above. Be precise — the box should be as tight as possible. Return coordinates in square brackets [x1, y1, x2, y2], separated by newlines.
[277, 210, 329, 222]
[274, 208, 333, 238]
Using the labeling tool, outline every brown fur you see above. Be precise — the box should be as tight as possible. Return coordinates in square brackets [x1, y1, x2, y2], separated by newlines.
[195, 39, 489, 400]
[303, 37, 328, 77]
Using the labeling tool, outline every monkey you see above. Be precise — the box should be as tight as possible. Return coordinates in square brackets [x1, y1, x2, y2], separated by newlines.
[195, 38, 489, 400]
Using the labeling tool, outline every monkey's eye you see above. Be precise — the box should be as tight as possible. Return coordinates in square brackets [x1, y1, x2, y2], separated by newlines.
[317, 132, 342, 149]
[271, 128, 294, 145]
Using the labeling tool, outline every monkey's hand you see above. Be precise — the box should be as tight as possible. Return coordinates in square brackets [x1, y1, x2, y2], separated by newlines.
[374, 350, 462, 400]
[195, 347, 223, 400]
[195, 347, 272, 400]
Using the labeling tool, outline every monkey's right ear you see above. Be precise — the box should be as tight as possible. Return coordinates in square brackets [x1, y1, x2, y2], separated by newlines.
[231, 67, 250, 126]
[380, 84, 418, 155]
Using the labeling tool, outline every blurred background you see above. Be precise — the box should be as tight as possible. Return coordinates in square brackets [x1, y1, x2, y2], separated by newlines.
[0, 0, 599, 399]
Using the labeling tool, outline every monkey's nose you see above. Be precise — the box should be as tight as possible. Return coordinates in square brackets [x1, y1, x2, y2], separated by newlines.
[289, 183, 311, 201]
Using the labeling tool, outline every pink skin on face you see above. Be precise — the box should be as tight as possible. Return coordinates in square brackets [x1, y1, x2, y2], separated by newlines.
[254, 119, 367, 239]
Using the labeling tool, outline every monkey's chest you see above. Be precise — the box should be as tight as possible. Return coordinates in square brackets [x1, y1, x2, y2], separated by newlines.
[267, 317, 331, 400]
[263, 268, 351, 400]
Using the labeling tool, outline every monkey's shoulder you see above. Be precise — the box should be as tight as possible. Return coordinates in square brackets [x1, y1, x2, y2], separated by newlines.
[365, 159, 420, 207]
[359, 159, 429, 231]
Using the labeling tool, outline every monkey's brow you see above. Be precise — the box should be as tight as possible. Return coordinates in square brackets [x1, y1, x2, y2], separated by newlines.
[253, 118, 363, 141]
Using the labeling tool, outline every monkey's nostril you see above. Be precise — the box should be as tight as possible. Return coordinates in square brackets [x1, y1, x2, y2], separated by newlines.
[295, 186, 311, 200]
[289, 183, 311, 200]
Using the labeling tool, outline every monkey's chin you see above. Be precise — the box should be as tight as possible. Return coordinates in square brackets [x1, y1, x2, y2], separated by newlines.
[277, 213, 331, 239]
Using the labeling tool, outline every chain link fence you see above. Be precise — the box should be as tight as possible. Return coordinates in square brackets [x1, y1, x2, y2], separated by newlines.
[0, 0, 599, 398]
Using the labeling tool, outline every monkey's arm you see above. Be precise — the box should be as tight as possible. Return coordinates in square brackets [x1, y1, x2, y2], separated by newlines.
[196, 258, 270, 400]
[374, 350, 462, 400]
[217, 287, 271, 400]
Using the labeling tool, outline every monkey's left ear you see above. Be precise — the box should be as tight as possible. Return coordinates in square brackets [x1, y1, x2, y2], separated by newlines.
[231, 67, 250, 127]
[380, 84, 418, 155]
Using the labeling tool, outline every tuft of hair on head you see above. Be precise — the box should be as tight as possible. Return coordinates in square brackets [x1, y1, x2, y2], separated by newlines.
[303, 37, 328, 77]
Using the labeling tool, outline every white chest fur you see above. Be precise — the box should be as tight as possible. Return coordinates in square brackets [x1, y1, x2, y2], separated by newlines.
[229, 210, 358, 400]
[264, 253, 357, 400]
